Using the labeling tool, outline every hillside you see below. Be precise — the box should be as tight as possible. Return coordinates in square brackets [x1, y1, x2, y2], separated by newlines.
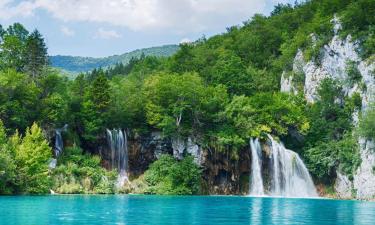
[49, 44, 179, 73]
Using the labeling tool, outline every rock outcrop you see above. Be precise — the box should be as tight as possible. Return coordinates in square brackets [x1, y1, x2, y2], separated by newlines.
[354, 139, 375, 200]
[282, 17, 375, 200]
[171, 137, 205, 165]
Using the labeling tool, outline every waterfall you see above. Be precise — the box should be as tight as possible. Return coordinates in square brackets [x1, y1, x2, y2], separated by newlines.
[54, 124, 68, 157]
[267, 135, 318, 197]
[248, 135, 317, 198]
[106, 129, 129, 188]
[249, 138, 264, 196]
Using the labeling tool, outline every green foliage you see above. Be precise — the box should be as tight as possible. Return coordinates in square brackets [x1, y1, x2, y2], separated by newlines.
[0, 23, 28, 72]
[304, 79, 355, 147]
[205, 50, 252, 95]
[0, 120, 16, 194]
[1, 1, 374, 194]
[143, 72, 228, 137]
[346, 60, 362, 87]
[304, 78, 361, 183]
[305, 133, 361, 181]
[79, 73, 111, 143]
[107, 76, 146, 131]
[89, 73, 111, 112]
[52, 146, 117, 194]
[144, 155, 201, 195]
[143, 72, 203, 136]
[340, 0, 375, 58]
[24, 30, 48, 78]
[225, 93, 309, 139]
[0, 70, 39, 132]
[0, 23, 48, 76]
[11, 123, 52, 194]
[358, 104, 375, 141]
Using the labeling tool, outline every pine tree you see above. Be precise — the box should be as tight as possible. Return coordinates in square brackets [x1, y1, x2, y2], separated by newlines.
[24, 30, 48, 78]
[90, 72, 111, 113]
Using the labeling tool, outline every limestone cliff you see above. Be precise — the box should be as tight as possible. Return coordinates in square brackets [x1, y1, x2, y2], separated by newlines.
[281, 17, 375, 200]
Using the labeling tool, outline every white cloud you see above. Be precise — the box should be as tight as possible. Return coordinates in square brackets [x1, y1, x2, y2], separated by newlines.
[0, 0, 288, 33]
[95, 28, 122, 39]
[0, 0, 37, 19]
[60, 26, 75, 37]
[179, 38, 191, 44]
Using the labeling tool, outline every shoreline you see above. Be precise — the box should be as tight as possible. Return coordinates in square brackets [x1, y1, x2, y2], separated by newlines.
[2, 192, 372, 202]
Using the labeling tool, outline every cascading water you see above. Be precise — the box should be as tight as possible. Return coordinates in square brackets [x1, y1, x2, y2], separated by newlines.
[249, 138, 265, 196]
[267, 135, 317, 197]
[248, 135, 317, 198]
[106, 129, 129, 188]
[54, 124, 68, 157]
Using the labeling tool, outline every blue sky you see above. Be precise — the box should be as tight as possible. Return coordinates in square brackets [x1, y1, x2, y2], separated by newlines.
[0, 0, 295, 57]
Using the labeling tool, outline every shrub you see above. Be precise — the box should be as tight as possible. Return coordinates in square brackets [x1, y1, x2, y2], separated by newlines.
[345, 60, 362, 87]
[144, 155, 201, 195]
[305, 133, 361, 182]
[358, 104, 375, 141]
[52, 146, 117, 194]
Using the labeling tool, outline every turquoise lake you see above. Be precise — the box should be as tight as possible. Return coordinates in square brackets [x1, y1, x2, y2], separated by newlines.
[1, 195, 374, 225]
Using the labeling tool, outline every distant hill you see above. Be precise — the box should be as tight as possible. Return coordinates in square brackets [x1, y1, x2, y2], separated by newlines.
[50, 44, 179, 73]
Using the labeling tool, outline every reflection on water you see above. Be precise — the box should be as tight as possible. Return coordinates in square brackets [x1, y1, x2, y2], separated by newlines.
[0, 195, 375, 225]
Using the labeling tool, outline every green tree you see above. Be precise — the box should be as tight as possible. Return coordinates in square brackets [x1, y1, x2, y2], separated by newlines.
[169, 44, 196, 73]
[225, 92, 309, 139]
[81, 100, 103, 142]
[0, 70, 39, 132]
[12, 123, 52, 193]
[143, 72, 206, 136]
[89, 72, 111, 113]
[108, 77, 146, 131]
[79, 72, 111, 143]
[208, 50, 252, 95]
[0, 23, 29, 71]
[0, 120, 16, 194]
[24, 30, 48, 78]
[37, 70, 69, 127]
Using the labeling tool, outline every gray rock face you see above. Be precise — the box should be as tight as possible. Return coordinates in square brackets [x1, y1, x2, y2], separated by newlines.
[172, 137, 185, 160]
[186, 138, 204, 165]
[335, 172, 353, 199]
[358, 62, 375, 110]
[171, 137, 204, 165]
[354, 139, 375, 200]
[280, 72, 297, 94]
[301, 34, 361, 103]
[150, 131, 171, 159]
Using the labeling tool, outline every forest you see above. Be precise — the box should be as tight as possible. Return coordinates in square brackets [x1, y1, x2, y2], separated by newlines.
[0, 0, 374, 195]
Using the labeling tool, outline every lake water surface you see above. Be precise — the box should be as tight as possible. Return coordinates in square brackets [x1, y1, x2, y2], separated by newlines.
[0, 195, 374, 225]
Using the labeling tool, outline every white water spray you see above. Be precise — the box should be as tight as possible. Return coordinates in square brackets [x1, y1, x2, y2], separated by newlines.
[267, 135, 317, 197]
[54, 124, 68, 157]
[249, 135, 317, 198]
[249, 138, 265, 196]
[106, 129, 129, 188]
